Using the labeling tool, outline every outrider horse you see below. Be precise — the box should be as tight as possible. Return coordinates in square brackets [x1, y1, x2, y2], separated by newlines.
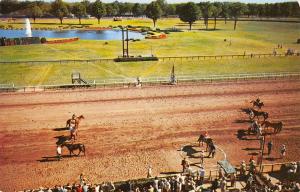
[198, 134, 214, 151]
[262, 121, 283, 133]
[249, 109, 268, 121]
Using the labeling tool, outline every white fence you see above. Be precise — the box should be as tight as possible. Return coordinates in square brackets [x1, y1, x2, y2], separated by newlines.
[1, 72, 299, 92]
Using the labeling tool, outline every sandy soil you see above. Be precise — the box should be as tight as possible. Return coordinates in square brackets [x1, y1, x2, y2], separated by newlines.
[0, 79, 300, 191]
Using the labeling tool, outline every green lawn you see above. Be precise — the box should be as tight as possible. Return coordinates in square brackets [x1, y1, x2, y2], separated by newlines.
[0, 18, 299, 86]
[1, 57, 299, 86]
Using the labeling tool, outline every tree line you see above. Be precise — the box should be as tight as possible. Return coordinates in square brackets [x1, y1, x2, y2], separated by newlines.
[0, 0, 299, 29]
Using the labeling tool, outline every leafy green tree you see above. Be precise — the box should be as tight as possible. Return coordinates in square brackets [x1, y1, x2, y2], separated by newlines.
[92, 0, 106, 24]
[229, 2, 246, 30]
[73, 2, 86, 24]
[119, 2, 133, 16]
[112, 1, 120, 16]
[51, 0, 69, 24]
[220, 2, 229, 24]
[198, 2, 213, 30]
[105, 4, 113, 16]
[132, 3, 145, 17]
[28, 3, 43, 23]
[156, 0, 167, 16]
[177, 2, 200, 30]
[166, 4, 176, 16]
[0, 0, 19, 14]
[247, 3, 259, 17]
[145, 1, 162, 28]
[81, 0, 91, 14]
[211, 3, 222, 30]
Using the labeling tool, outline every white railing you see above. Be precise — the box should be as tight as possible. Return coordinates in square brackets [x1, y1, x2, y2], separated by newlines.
[0, 72, 299, 92]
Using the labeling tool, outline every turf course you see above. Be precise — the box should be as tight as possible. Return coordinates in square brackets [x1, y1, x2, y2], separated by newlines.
[0, 18, 299, 86]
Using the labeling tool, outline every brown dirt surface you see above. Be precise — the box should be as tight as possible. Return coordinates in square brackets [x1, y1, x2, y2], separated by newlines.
[0, 79, 300, 191]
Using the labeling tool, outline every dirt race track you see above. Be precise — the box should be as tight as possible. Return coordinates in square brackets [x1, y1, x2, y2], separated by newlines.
[0, 79, 300, 191]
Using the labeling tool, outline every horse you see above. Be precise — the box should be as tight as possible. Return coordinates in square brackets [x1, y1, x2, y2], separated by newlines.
[249, 109, 268, 121]
[66, 115, 85, 140]
[250, 100, 264, 109]
[198, 134, 214, 151]
[262, 121, 283, 133]
[62, 143, 86, 156]
[248, 120, 259, 135]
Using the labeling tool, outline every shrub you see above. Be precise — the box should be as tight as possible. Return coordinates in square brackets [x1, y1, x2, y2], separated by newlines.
[41, 37, 47, 44]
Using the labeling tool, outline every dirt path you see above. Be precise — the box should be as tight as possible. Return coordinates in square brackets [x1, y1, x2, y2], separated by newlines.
[0, 80, 299, 191]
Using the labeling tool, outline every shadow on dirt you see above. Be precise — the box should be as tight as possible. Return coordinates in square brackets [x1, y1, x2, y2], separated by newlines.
[241, 108, 253, 115]
[265, 157, 281, 161]
[236, 129, 259, 141]
[234, 119, 252, 124]
[182, 145, 198, 158]
[160, 171, 182, 175]
[243, 147, 261, 151]
[53, 127, 69, 131]
[37, 155, 72, 162]
[55, 135, 71, 145]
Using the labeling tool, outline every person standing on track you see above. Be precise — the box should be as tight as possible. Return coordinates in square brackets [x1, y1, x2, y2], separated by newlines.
[57, 145, 62, 160]
[280, 144, 286, 158]
[181, 158, 188, 173]
[200, 150, 204, 164]
[267, 141, 273, 156]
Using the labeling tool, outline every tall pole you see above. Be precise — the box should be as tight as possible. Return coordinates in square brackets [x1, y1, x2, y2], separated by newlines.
[126, 27, 129, 57]
[259, 135, 266, 172]
[122, 28, 125, 57]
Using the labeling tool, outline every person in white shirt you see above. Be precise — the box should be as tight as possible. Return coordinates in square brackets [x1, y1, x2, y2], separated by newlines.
[94, 184, 100, 192]
[198, 166, 205, 185]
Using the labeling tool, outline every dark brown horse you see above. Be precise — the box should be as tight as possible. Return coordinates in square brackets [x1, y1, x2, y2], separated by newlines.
[249, 109, 268, 121]
[62, 143, 86, 156]
[66, 115, 85, 140]
[262, 121, 283, 133]
[198, 134, 214, 151]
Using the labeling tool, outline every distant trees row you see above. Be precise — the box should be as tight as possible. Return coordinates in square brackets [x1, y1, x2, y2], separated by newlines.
[0, 0, 299, 28]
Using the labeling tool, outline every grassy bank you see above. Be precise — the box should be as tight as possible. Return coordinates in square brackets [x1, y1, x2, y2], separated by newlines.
[0, 56, 299, 86]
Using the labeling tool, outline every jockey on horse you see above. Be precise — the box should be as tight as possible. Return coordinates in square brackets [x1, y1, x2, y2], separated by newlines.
[66, 114, 77, 140]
